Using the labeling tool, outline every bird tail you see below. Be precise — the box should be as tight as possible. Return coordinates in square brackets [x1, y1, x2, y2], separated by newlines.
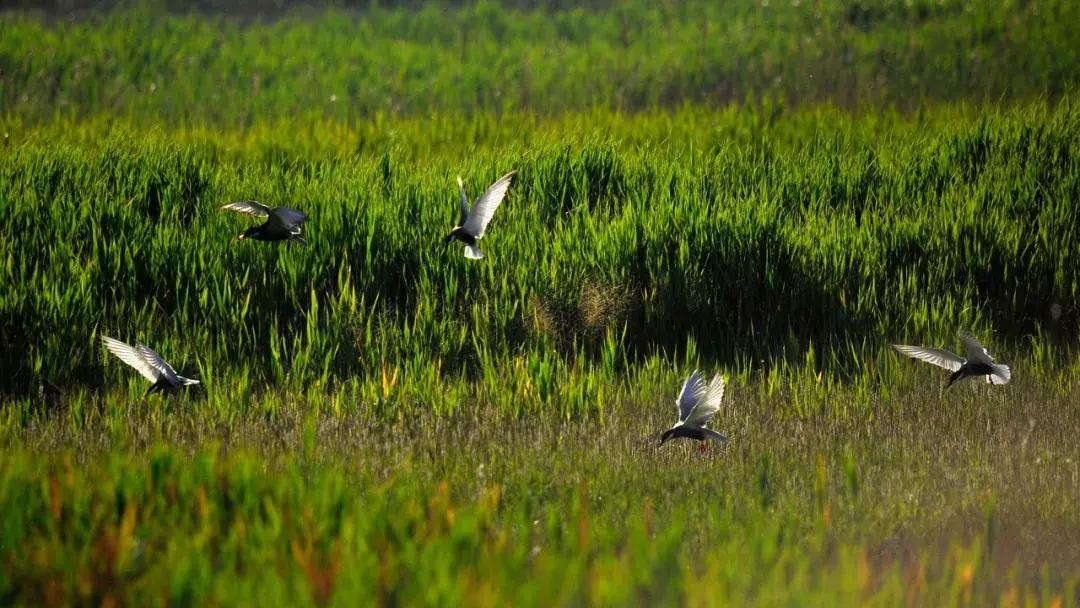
[464, 244, 483, 259]
[986, 363, 1011, 385]
[701, 428, 728, 444]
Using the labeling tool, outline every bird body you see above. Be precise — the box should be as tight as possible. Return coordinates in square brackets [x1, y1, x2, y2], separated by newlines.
[660, 370, 728, 447]
[892, 331, 1011, 388]
[221, 201, 309, 245]
[446, 171, 515, 259]
[102, 336, 200, 395]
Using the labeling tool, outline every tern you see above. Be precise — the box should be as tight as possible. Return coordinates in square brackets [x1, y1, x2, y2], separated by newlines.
[102, 336, 200, 396]
[660, 370, 728, 447]
[892, 331, 1011, 388]
[445, 171, 515, 259]
[220, 201, 309, 246]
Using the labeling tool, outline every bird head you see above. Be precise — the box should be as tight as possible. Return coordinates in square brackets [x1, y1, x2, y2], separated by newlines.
[658, 428, 676, 447]
[237, 226, 259, 241]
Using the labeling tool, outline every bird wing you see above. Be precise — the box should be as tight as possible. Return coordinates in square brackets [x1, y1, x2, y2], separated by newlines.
[220, 200, 273, 217]
[457, 175, 470, 225]
[136, 343, 181, 383]
[675, 370, 706, 423]
[269, 206, 309, 230]
[683, 373, 725, 428]
[958, 331, 997, 365]
[462, 171, 515, 239]
[102, 336, 161, 382]
[891, 344, 964, 371]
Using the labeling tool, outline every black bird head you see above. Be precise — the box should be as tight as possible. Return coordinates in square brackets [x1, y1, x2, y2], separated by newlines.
[659, 428, 676, 447]
[237, 226, 261, 241]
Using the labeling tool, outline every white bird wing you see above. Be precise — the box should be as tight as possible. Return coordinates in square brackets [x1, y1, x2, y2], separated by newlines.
[892, 344, 964, 371]
[220, 200, 272, 217]
[102, 336, 161, 382]
[136, 343, 181, 383]
[683, 373, 725, 428]
[457, 175, 470, 225]
[958, 331, 997, 365]
[674, 370, 706, 423]
[462, 171, 515, 239]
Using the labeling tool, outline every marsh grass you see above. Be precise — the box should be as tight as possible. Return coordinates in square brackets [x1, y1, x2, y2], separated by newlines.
[2, 0, 1079, 121]
[3, 373, 1080, 605]
[2, 102, 1078, 409]
[3, 3, 1080, 603]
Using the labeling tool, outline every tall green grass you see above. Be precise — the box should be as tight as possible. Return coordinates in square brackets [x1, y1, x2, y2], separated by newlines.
[1, 102, 1078, 416]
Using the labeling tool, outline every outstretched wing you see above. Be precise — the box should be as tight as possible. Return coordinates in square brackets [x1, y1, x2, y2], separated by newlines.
[457, 176, 470, 225]
[220, 200, 272, 217]
[269, 206, 309, 231]
[462, 171, 515, 239]
[102, 336, 161, 382]
[675, 370, 706, 423]
[958, 331, 997, 365]
[892, 344, 964, 371]
[683, 373, 725, 428]
[136, 343, 180, 384]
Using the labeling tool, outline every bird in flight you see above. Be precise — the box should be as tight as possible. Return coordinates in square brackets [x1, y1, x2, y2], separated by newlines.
[101, 336, 200, 396]
[892, 330, 1011, 388]
[220, 201, 309, 246]
[445, 171, 516, 259]
[660, 370, 728, 447]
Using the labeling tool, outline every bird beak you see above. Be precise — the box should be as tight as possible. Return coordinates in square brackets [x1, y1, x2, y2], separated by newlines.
[236, 234, 245, 241]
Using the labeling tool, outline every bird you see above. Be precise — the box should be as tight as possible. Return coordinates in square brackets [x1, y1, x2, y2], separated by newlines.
[445, 171, 516, 259]
[220, 201, 309, 246]
[659, 370, 728, 447]
[892, 330, 1011, 388]
[101, 336, 200, 396]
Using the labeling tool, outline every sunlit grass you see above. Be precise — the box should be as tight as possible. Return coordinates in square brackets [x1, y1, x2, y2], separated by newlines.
[2, 3, 1080, 603]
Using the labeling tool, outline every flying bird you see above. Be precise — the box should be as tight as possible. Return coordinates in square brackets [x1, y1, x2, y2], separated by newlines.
[892, 331, 1011, 388]
[445, 171, 516, 259]
[101, 336, 200, 395]
[659, 370, 728, 447]
[220, 201, 309, 246]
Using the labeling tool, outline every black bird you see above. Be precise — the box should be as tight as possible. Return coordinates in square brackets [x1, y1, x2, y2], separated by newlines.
[102, 336, 200, 396]
[893, 330, 1011, 388]
[445, 171, 516, 259]
[221, 201, 309, 246]
[659, 370, 728, 447]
